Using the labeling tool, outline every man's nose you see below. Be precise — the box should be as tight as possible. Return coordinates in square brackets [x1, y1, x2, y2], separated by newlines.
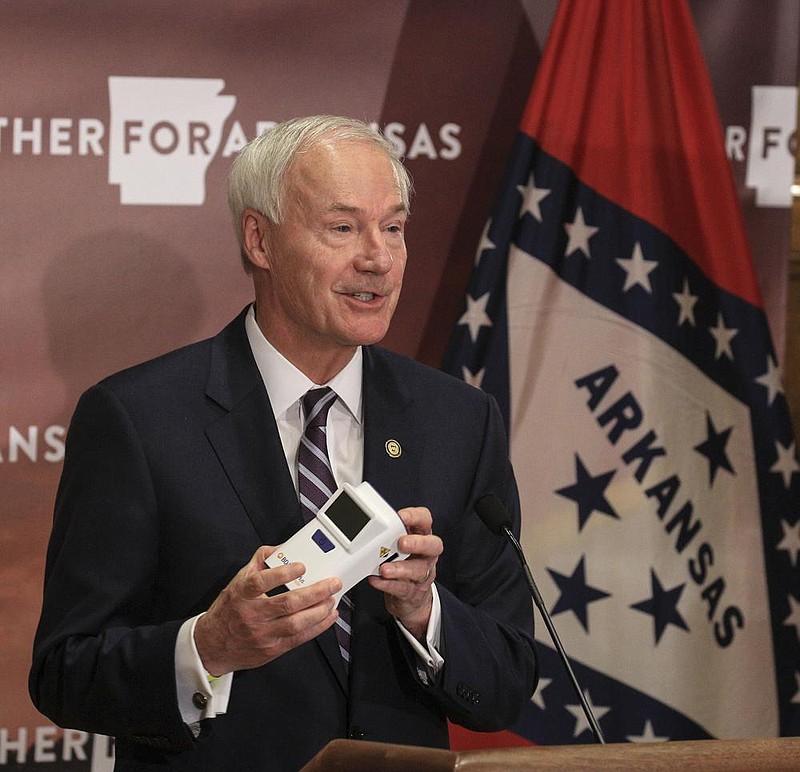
[355, 229, 394, 273]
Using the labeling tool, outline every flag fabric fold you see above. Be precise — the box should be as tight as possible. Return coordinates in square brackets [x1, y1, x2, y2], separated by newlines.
[443, 0, 800, 743]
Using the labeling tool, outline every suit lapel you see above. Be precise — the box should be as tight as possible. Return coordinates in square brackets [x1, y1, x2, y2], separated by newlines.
[203, 309, 348, 693]
[204, 310, 301, 545]
[362, 347, 420, 510]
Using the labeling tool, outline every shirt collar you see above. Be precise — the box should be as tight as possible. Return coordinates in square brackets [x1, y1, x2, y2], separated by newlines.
[245, 304, 363, 423]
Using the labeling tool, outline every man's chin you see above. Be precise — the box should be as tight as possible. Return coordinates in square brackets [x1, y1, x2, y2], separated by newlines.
[339, 323, 391, 349]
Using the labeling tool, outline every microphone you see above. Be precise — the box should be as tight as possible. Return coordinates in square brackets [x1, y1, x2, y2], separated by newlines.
[475, 493, 606, 745]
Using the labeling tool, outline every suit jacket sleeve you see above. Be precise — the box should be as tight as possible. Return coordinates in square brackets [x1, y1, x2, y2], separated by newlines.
[29, 381, 195, 750]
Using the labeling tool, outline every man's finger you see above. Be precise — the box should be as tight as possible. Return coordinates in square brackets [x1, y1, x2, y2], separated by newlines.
[397, 506, 433, 533]
[265, 577, 343, 619]
[398, 532, 443, 558]
[237, 558, 306, 600]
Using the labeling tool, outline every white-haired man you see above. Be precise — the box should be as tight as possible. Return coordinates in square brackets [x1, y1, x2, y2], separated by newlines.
[31, 116, 537, 770]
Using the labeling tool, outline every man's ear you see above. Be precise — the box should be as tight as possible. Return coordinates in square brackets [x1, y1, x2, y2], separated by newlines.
[241, 208, 272, 270]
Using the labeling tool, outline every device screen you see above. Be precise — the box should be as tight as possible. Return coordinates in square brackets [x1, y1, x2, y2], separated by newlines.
[326, 490, 370, 541]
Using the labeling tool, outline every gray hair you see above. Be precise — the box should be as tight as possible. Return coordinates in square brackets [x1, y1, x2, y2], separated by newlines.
[226, 115, 413, 271]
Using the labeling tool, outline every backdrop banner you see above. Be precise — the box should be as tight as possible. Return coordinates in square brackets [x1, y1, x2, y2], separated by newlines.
[0, 1, 796, 766]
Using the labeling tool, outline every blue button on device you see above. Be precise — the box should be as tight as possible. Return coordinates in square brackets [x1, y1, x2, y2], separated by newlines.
[311, 528, 335, 553]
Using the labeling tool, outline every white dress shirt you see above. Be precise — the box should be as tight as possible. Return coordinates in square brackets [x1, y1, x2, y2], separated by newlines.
[174, 306, 442, 727]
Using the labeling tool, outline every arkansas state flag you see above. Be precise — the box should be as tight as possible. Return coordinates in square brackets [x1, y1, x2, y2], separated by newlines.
[443, 0, 800, 743]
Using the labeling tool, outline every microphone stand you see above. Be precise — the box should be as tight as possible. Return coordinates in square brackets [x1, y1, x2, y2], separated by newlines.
[502, 524, 606, 744]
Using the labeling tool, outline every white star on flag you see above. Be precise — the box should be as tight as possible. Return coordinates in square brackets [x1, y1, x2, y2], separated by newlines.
[565, 690, 610, 738]
[517, 172, 551, 222]
[475, 219, 495, 265]
[616, 242, 658, 293]
[672, 277, 698, 326]
[530, 677, 552, 710]
[709, 312, 738, 360]
[564, 207, 598, 258]
[783, 594, 800, 640]
[770, 440, 800, 488]
[626, 719, 669, 743]
[457, 292, 493, 342]
[777, 519, 800, 568]
[755, 355, 785, 406]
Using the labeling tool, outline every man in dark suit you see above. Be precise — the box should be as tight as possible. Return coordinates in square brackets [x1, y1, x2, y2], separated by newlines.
[30, 116, 537, 770]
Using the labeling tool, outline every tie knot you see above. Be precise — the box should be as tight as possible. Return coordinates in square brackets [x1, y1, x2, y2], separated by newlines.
[302, 387, 336, 430]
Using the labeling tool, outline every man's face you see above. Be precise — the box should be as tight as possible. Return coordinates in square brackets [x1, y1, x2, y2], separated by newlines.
[256, 139, 408, 371]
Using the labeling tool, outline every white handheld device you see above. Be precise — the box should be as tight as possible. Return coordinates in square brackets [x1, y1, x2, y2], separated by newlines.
[264, 481, 410, 605]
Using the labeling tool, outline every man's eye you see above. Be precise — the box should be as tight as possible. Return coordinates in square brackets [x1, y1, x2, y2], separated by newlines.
[334, 224, 352, 233]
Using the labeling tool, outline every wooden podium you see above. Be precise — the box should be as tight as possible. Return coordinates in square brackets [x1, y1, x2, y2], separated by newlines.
[301, 736, 800, 770]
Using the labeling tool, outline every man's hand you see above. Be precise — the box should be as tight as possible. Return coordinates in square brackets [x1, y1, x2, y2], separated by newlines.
[367, 506, 443, 641]
[194, 546, 341, 676]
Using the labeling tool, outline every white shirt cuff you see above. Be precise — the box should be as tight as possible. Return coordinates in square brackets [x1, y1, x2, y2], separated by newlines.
[395, 583, 444, 682]
[175, 614, 233, 729]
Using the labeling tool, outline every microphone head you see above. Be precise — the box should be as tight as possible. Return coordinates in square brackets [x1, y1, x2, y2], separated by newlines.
[474, 493, 512, 535]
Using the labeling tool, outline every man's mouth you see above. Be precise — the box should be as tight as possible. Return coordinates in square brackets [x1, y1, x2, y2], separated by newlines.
[351, 292, 377, 302]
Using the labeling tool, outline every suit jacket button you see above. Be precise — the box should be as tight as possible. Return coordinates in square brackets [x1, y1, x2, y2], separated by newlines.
[349, 727, 364, 739]
[192, 692, 208, 710]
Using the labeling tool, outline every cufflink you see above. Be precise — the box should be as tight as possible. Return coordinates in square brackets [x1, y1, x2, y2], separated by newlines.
[192, 692, 209, 709]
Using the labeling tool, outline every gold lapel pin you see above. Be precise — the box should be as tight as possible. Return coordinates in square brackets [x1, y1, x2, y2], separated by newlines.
[385, 439, 402, 458]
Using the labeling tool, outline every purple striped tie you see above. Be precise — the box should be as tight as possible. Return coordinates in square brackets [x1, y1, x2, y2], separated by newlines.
[298, 387, 352, 671]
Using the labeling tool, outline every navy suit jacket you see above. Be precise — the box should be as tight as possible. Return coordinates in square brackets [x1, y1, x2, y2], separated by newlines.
[30, 309, 537, 770]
